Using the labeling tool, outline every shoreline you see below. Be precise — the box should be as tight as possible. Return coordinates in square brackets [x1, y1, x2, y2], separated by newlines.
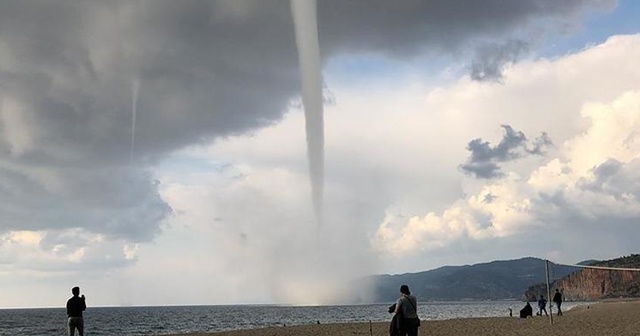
[164, 300, 640, 336]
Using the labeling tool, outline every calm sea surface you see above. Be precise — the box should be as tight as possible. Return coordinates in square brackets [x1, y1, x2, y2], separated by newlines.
[0, 301, 587, 336]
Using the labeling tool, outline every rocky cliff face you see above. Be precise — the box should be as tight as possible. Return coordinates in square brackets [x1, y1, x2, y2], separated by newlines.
[556, 268, 640, 300]
[524, 255, 640, 301]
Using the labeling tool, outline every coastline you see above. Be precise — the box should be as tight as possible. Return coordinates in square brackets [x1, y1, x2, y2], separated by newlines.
[165, 300, 640, 336]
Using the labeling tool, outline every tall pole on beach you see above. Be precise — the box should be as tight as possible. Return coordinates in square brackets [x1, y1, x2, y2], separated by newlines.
[545, 259, 554, 325]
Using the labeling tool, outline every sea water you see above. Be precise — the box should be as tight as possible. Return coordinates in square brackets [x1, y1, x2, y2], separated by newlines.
[0, 301, 587, 336]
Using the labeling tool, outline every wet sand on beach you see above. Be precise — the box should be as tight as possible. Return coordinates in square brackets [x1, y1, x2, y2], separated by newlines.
[167, 300, 640, 336]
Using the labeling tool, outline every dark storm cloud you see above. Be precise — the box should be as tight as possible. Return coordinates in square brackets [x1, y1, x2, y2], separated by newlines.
[318, 0, 613, 56]
[0, 0, 609, 245]
[470, 40, 529, 82]
[0, 1, 297, 244]
[460, 125, 553, 179]
[0, 167, 170, 242]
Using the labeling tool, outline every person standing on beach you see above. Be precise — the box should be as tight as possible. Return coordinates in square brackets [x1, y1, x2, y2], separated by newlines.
[553, 289, 563, 316]
[394, 285, 420, 336]
[66, 286, 86, 336]
[537, 295, 548, 316]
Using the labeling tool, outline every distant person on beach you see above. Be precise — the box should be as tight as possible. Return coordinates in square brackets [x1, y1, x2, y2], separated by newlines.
[553, 289, 563, 316]
[538, 295, 548, 316]
[394, 285, 420, 336]
[519, 302, 533, 318]
[66, 286, 86, 336]
[388, 303, 401, 336]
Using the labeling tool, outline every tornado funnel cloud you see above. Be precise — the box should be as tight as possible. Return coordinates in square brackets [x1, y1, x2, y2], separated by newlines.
[130, 79, 140, 165]
[290, 0, 324, 226]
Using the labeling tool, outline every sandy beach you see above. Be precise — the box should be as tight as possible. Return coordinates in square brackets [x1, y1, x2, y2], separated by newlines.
[166, 300, 640, 336]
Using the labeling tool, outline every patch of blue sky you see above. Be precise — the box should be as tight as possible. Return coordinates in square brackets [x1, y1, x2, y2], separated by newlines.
[324, 54, 409, 87]
[324, 52, 457, 90]
[538, 0, 640, 59]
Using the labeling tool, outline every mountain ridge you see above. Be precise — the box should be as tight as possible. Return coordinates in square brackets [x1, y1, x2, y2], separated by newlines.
[367, 257, 580, 302]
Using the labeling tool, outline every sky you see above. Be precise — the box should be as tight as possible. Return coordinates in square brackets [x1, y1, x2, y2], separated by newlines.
[0, 0, 640, 308]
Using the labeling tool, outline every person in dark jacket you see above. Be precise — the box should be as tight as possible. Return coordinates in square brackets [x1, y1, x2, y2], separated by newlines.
[519, 302, 533, 318]
[553, 289, 563, 316]
[66, 286, 86, 336]
[388, 303, 401, 336]
[538, 295, 548, 316]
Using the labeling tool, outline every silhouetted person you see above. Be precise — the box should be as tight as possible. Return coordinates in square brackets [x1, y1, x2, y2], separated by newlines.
[66, 286, 86, 336]
[538, 295, 548, 316]
[553, 289, 563, 316]
[394, 285, 420, 336]
[519, 302, 533, 318]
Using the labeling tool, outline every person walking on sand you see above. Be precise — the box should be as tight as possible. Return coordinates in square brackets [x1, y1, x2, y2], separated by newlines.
[538, 295, 548, 316]
[66, 286, 86, 336]
[394, 285, 420, 336]
[553, 289, 563, 316]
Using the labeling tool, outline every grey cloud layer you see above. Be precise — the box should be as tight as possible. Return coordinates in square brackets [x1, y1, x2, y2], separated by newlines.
[0, 0, 611, 163]
[318, 0, 612, 55]
[0, 0, 610, 259]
